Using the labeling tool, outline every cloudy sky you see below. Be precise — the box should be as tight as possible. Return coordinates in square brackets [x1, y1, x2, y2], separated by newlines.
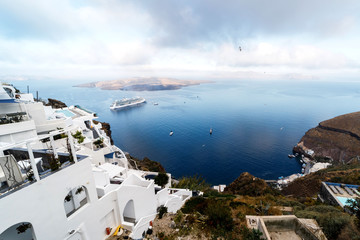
[0, 0, 359, 81]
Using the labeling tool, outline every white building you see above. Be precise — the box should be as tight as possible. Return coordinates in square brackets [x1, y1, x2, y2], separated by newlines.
[0, 83, 192, 240]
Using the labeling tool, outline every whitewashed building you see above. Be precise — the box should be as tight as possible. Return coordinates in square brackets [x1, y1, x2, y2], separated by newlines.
[0, 83, 192, 240]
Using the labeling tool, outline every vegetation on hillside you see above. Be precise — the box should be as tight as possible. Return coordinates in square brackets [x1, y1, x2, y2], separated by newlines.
[149, 170, 360, 240]
[173, 175, 210, 191]
[282, 162, 360, 198]
[224, 172, 279, 196]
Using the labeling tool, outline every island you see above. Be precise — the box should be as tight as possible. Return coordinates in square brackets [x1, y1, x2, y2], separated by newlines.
[293, 111, 360, 164]
[74, 77, 212, 91]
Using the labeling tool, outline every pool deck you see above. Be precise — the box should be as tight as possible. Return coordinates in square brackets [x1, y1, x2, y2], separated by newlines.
[321, 182, 360, 208]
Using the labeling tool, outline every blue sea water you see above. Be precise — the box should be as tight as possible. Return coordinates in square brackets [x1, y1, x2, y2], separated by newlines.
[14, 80, 360, 184]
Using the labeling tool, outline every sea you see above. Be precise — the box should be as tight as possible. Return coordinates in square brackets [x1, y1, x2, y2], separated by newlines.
[13, 79, 360, 185]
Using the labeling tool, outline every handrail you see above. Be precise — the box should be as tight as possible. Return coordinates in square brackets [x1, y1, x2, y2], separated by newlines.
[130, 213, 157, 239]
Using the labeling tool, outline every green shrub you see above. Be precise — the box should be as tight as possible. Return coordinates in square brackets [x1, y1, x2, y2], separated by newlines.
[158, 206, 167, 219]
[318, 213, 351, 239]
[204, 189, 235, 199]
[174, 175, 210, 191]
[306, 205, 342, 213]
[229, 201, 249, 209]
[206, 200, 234, 232]
[346, 197, 360, 227]
[174, 211, 184, 225]
[241, 226, 263, 240]
[295, 205, 351, 239]
[48, 153, 60, 171]
[181, 197, 208, 214]
[155, 173, 169, 187]
[72, 130, 85, 144]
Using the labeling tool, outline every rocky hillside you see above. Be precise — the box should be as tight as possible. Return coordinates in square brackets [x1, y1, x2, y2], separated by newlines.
[93, 120, 114, 145]
[46, 98, 67, 108]
[282, 162, 360, 198]
[126, 154, 166, 173]
[224, 172, 278, 196]
[293, 111, 360, 164]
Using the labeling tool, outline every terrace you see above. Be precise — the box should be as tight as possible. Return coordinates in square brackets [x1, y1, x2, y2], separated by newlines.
[0, 129, 87, 199]
[0, 112, 29, 125]
[246, 215, 326, 240]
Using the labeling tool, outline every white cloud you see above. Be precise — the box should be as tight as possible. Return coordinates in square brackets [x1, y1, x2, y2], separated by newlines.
[215, 42, 357, 69]
[0, 0, 359, 80]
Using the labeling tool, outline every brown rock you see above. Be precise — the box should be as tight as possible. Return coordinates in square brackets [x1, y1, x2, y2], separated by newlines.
[293, 111, 360, 164]
[46, 98, 67, 109]
[224, 172, 277, 196]
[93, 120, 114, 145]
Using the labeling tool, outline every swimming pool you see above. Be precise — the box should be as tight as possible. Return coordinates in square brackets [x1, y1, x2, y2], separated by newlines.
[56, 109, 75, 118]
[337, 196, 354, 206]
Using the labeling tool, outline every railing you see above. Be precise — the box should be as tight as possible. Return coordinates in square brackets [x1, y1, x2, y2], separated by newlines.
[129, 213, 157, 239]
[0, 112, 28, 125]
[0, 127, 86, 199]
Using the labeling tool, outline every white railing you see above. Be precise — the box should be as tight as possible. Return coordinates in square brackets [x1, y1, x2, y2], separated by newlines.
[129, 213, 157, 239]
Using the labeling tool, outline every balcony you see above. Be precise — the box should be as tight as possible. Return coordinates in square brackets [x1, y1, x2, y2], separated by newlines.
[0, 130, 88, 200]
[0, 112, 28, 125]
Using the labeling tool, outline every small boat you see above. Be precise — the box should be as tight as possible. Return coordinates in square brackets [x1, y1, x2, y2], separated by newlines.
[210, 128, 213, 135]
[169, 131, 173, 136]
[154, 102, 158, 106]
[288, 154, 295, 158]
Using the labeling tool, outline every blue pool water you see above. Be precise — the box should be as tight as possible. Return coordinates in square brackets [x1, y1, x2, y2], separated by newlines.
[56, 109, 75, 117]
[337, 196, 354, 206]
[15, 79, 360, 184]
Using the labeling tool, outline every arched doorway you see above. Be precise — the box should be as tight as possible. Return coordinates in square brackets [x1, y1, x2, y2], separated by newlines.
[123, 200, 136, 223]
[0, 222, 36, 240]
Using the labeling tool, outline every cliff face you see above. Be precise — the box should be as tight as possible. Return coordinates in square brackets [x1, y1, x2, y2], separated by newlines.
[126, 154, 166, 173]
[93, 120, 114, 145]
[46, 98, 67, 109]
[294, 111, 360, 164]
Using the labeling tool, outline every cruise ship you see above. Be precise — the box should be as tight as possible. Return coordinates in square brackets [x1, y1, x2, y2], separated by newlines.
[0, 83, 191, 240]
[110, 97, 146, 110]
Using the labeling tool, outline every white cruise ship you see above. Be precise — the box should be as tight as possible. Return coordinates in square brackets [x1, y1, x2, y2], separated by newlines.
[110, 97, 146, 110]
[0, 83, 191, 240]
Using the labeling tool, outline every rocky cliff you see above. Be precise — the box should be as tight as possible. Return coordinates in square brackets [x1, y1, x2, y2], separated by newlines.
[293, 111, 360, 164]
[92, 120, 114, 145]
[46, 98, 67, 109]
[126, 154, 166, 173]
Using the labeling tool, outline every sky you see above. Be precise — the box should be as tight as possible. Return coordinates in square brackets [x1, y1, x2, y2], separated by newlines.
[0, 0, 359, 82]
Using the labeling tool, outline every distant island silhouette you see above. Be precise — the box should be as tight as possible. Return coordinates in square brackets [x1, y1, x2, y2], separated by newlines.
[74, 77, 213, 91]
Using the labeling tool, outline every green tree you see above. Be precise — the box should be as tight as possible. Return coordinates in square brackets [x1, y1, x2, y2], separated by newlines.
[346, 197, 360, 227]
[155, 172, 169, 187]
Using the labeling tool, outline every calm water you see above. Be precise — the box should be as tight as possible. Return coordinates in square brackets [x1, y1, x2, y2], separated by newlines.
[14, 80, 360, 184]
